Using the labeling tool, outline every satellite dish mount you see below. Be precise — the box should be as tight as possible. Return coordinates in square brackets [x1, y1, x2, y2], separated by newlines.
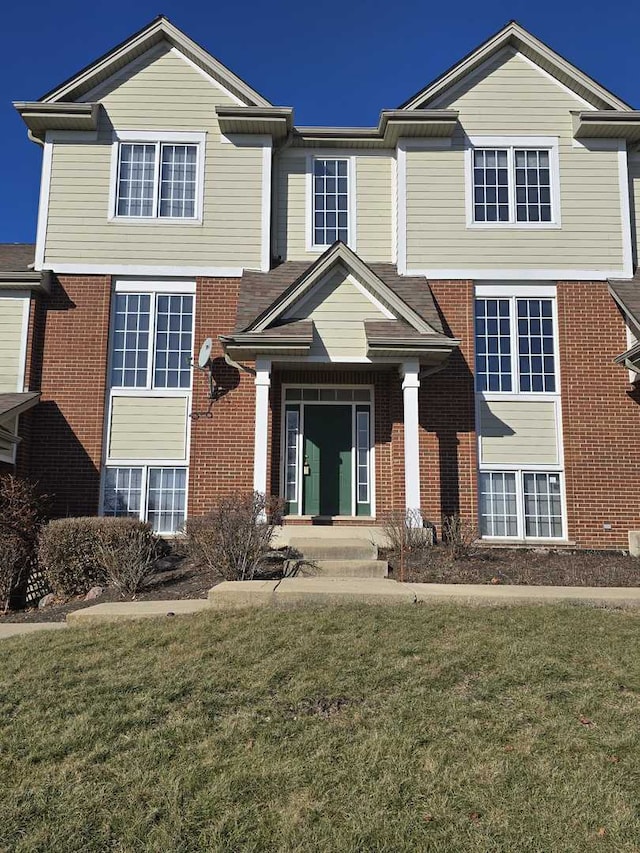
[190, 338, 223, 419]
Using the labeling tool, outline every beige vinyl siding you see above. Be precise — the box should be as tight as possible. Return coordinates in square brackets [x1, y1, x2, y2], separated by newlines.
[406, 50, 625, 272]
[0, 295, 28, 392]
[0, 418, 17, 461]
[109, 396, 188, 460]
[45, 46, 263, 269]
[630, 153, 640, 269]
[284, 267, 386, 358]
[276, 151, 393, 263]
[479, 399, 558, 465]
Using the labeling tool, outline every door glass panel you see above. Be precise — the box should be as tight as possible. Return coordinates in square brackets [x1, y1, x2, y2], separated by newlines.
[285, 408, 300, 505]
[356, 409, 370, 504]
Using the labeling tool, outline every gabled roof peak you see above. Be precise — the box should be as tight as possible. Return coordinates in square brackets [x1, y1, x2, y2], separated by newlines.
[400, 20, 632, 112]
[38, 15, 271, 107]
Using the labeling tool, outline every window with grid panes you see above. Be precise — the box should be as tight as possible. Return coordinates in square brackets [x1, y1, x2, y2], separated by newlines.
[110, 293, 193, 389]
[103, 466, 187, 533]
[313, 159, 349, 245]
[475, 297, 556, 393]
[472, 145, 554, 225]
[116, 142, 199, 219]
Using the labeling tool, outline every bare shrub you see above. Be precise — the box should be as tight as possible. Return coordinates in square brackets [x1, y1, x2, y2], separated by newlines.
[38, 517, 157, 597]
[97, 526, 162, 595]
[382, 509, 434, 553]
[185, 492, 283, 581]
[441, 514, 479, 563]
[0, 475, 48, 611]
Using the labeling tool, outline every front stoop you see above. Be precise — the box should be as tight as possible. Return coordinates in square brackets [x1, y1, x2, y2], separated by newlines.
[288, 536, 388, 578]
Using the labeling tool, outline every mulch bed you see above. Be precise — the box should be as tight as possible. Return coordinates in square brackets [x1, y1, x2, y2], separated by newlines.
[389, 546, 640, 588]
[2, 554, 217, 625]
[3, 546, 639, 624]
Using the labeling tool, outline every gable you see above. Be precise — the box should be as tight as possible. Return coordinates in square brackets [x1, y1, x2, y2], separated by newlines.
[283, 267, 392, 322]
[435, 49, 591, 135]
[282, 266, 392, 359]
[92, 44, 240, 129]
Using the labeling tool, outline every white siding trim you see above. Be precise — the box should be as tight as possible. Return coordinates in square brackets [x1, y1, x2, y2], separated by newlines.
[406, 268, 622, 281]
[169, 47, 245, 105]
[349, 278, 396, 319]
[78, 42, 170, 102]
[391, 150, 398, 264]
[618, 140, 634, 278]
[34, 137, 53, 270]
[17, 295, 30, 392]
[515, 50, 595, 109]
[396, 142, 407, 275]
[253, 358, 271, 501]
[43, 263, 243, 277]
[261, 140, 272, 272]
[114, 279, 196, 294]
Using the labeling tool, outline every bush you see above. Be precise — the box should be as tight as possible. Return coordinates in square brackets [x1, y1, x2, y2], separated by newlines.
[38, 517, 159, 597]
[0, 475, 48, 611]
[97, 527, 163, 595]
[441, 513, 478, 563]
[185, 492, 283, 581]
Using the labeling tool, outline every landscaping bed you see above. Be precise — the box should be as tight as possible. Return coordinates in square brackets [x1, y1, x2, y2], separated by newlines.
[389, 546, 640, 587]
[1, 604, 638, 851]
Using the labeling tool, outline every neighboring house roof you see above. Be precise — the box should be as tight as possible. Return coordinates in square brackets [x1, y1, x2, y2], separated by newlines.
[34, 15, 272, 107]
[0, 243, 35, 272]
[0, 392, 40, 423]
[399, 20, 632, 112]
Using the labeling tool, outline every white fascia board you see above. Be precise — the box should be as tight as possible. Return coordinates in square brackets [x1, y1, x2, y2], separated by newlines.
[475, 283, 557, 296]
[114, 279, 196, 294]
[45, 263, 243, 277]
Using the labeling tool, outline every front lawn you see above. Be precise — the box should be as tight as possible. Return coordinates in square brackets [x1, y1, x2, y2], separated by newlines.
[1, 604, 639, 852]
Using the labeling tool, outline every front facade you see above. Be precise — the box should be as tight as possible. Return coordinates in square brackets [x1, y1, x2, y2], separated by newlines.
[4, 17, 640, 547]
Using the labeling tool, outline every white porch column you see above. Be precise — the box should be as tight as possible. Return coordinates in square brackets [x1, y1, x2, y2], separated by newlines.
[253, 358, 271, 503]
[401, 360, 422, 525]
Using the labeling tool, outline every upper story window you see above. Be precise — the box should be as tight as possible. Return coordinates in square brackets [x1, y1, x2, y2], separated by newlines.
[111, 292, 194, 390]
[468, 137, 559, 227]
[310, 157, 354, 249]
[475, 297, 557, 393]
[111, 132, 205, 222]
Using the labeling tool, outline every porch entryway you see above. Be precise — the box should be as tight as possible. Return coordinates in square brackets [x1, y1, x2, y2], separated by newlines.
[283, 387, 373, 518]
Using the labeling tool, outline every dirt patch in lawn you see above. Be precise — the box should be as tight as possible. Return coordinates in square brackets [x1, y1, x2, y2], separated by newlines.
[389, 546, 640, 587]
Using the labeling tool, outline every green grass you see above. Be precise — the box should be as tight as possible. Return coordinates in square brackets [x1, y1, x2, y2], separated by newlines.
[1, 605, 639, 852]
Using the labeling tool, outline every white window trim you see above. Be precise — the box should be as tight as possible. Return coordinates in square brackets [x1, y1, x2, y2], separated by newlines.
[478, 468, 567, 542]
[474, 290, 560, 397]
[99, 464, 189, 536]
[108, 131, 206, 224]
[305, 154, 357, 252]
[465, 136, 561, 229]
[108, 284, 195, 393]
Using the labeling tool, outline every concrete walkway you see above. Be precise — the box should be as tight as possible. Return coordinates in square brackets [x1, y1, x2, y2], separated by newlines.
[67, 599, 210, 625]
[0, 622, 67, 640]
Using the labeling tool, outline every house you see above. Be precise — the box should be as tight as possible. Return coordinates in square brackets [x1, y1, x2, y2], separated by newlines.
[3, 16, 640, 549]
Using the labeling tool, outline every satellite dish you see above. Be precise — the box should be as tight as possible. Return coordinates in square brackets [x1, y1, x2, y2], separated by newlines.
[198, 338, 213, 369]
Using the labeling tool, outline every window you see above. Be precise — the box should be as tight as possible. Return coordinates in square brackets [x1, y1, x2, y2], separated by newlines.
[356, 408, 370, 505]
[479, 470, 564, 539]
[111, 292, 193, 389]
[479, 471, 518, 537]
[113, 134, 203, 221]
[103, 466, 187, 534]
[475, 297, 556, 393]
[285, 408, 300, 505]
[469, 140, 556, 226]
[312, 158, 350, 246]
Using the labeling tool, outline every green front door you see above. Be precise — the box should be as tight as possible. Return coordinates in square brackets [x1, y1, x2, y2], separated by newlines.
[303, 405, 352, 516]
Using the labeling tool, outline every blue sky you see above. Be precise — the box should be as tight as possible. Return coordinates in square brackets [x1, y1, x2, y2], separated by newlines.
[1, 0, 638, 243]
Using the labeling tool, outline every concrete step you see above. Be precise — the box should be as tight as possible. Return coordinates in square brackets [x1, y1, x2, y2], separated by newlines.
[67, 599, 210, 625]
[288, 537, 377, 561]
[208, 578, 414, 609]
[301, 559, 388, 578]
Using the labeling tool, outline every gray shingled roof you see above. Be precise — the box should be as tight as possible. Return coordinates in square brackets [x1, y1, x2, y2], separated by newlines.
[234, 261, 445, 335]
[0, 392, 40, 420]
[0, 244, 35, 272]
[609, 278, 640, 326]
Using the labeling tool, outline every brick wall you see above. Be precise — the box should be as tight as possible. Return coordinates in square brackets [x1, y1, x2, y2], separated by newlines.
[21, 276, 112, 516]
[422, 281, 477, 535]
[557, 282, 640, 548]
[188, 278, 256, 514]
